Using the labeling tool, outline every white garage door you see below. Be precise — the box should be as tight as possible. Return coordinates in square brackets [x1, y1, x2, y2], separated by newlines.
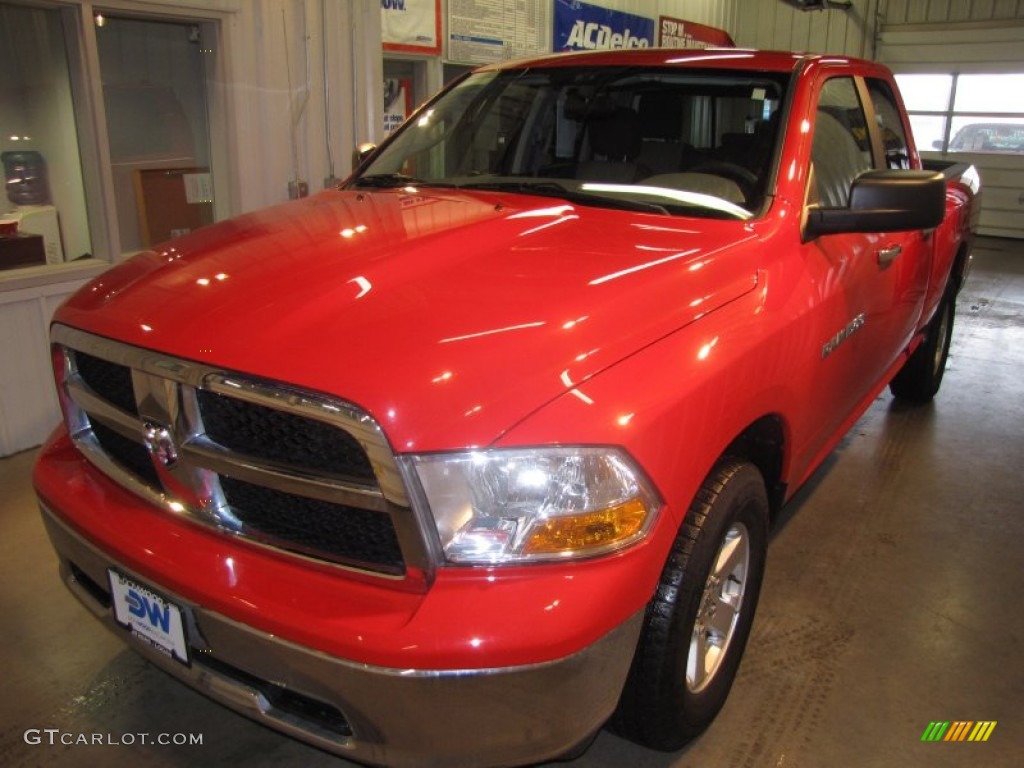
[879, 23, 1024, 239]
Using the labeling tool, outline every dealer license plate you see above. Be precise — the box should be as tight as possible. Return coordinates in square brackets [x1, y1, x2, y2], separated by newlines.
[108, 569, 190, 666]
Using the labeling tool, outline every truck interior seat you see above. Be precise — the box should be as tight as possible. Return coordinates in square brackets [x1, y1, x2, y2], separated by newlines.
[811, 111, 872, 208]
[576, 107, 651, 183]
[636, 92, 692, 175]
[716, 132, 757, 167]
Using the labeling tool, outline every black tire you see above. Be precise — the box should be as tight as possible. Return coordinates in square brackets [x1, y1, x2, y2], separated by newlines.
[889, 289, 956, 403]
[611, 460, 769, 751]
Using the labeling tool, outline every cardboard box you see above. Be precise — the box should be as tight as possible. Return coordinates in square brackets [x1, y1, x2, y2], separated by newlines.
[0, 233, 46, 270]
[14, 204, 64, 264]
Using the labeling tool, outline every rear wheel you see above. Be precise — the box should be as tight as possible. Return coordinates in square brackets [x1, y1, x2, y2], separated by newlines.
[612, 460, 769, 751]
[890, 289, 955, 403]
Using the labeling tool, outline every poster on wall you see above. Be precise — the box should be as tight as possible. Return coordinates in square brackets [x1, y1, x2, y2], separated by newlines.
[658, 16, 735, 49]
[382, 0, 441, 54]
[554, 0, 654, 52]
[448, 0, 551, 65]
[384, 78, 412, 135]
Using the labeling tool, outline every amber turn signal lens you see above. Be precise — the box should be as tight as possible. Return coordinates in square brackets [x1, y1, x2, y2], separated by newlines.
[522, 497, 649, 555]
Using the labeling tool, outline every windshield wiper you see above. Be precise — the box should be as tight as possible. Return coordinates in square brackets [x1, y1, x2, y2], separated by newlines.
[353, 173, 456, 189]
[458, 180, 670, 215]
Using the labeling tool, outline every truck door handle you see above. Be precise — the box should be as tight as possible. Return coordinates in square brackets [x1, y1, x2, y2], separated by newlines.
[877, 245, 901, 266]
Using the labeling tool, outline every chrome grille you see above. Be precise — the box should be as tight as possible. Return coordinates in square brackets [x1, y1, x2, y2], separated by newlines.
[218, 476, 404, 570]
[196, 389, 377, 481]
[76, 351, 138, 416]
[52, 325, 423, 579]
[89, 419, 162, 488]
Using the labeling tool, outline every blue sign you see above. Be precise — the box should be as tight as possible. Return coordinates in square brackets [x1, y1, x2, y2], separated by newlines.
[554, 0, 654, 51]
[126, 588, 172, 632]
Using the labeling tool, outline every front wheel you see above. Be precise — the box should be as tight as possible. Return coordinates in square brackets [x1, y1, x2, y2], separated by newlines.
[611, 460, 769, 751]
[889, 289, 956, 403]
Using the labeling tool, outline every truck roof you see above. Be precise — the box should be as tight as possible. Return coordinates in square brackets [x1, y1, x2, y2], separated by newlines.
[477, 48, 834, 74]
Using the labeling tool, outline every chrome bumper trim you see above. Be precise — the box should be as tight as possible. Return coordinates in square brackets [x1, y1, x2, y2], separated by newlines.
[40, 502, 643, 768]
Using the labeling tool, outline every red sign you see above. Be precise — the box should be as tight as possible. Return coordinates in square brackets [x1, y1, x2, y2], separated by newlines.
[658, 16, 734, 49]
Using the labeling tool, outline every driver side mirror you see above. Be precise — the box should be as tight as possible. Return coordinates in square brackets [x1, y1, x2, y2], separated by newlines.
[352, 142, 377, 172]
[804, 169, 945, 239]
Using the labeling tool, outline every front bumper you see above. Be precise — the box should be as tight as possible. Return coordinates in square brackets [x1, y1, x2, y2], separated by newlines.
[35, 418, 654, 768]
[41, 504, 643, 767]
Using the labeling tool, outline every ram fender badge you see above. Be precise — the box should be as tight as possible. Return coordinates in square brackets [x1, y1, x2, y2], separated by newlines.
[822, 312, 866, 359]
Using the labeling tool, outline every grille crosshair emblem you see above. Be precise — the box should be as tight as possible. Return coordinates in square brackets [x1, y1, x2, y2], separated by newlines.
[143, 422, 179, 468]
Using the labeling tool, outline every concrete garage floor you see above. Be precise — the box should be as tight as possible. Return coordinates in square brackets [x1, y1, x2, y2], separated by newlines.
[1, 237, 1021, 768]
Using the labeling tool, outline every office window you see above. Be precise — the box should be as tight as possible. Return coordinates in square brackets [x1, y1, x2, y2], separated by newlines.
[0, 3, 93, 271]
[0, 2, 222, 280]
[97, 16, 215, 252]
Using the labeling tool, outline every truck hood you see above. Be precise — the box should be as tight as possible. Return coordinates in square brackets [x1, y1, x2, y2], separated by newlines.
[57, 188, 759, 451]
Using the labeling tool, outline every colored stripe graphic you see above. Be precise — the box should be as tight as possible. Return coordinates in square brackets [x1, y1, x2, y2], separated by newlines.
[921, 720, 996, 742]
[945, 721, 972, 741]
[968, 721, 997, 742]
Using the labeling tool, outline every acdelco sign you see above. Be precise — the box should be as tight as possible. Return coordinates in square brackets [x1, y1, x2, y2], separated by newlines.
[555, 0, 654, 51]
[565, 21, 650, 50]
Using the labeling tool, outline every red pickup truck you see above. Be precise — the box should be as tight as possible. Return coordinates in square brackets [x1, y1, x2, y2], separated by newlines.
[34, 49, 978, 767]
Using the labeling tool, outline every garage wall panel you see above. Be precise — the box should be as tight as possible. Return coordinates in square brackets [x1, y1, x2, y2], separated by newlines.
[223, 0, 383, 210]
[971, 158, 1024, 239]
[0, 280, 86, 457]
[656, 0, 736, 31]
[879, 23, 1024, 72]
[887, 0, 1024, 22]
[731, 0, 879, 57]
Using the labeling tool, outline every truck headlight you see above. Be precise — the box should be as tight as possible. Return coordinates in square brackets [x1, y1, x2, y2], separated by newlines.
[404, 447, 661, 564]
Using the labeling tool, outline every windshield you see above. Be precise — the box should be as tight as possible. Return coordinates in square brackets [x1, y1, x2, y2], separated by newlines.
[351, 66, 790, 220]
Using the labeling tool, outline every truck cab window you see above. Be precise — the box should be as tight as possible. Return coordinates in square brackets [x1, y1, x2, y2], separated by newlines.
[811, 77, 872, 208]
[868, 79, 911, 169]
